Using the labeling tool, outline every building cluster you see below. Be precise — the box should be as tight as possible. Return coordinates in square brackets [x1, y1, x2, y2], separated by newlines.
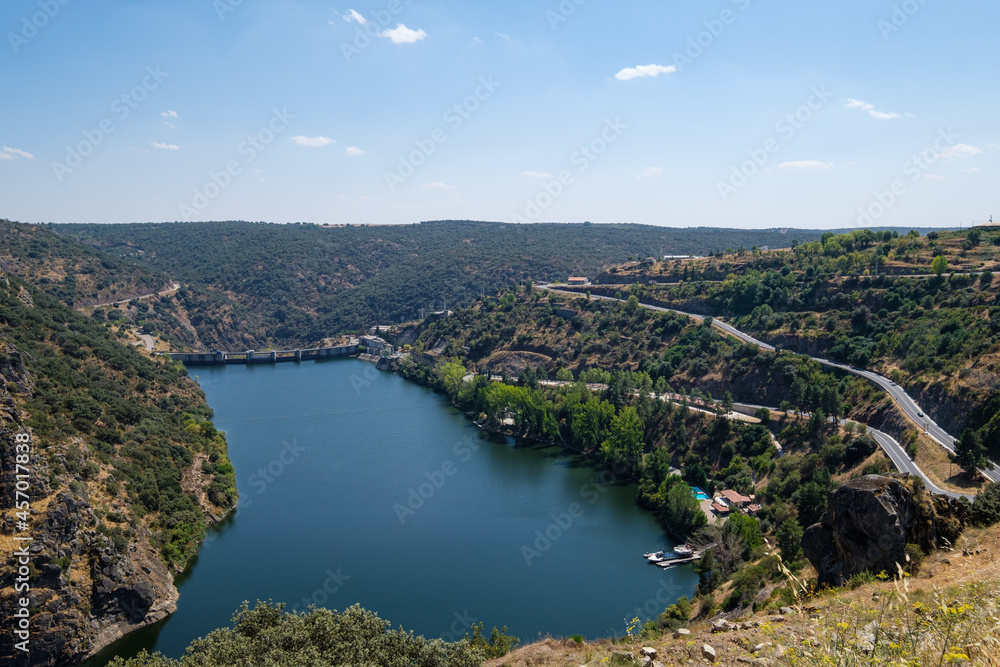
[700, 489, 762, 524]
[360, 335, 395, 358]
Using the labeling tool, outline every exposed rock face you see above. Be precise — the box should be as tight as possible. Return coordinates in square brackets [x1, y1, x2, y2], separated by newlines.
[0, 340, 180, 666]
[802, 475, 967, 587]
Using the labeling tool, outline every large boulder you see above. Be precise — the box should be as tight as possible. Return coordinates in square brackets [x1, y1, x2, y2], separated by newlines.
[802, 475, 963, 587]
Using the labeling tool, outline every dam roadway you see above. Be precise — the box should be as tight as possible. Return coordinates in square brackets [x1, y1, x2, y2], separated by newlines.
[540, 284, 998, 493]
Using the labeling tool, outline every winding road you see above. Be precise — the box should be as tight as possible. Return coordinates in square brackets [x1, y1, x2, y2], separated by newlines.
[540, 284, 998, 495]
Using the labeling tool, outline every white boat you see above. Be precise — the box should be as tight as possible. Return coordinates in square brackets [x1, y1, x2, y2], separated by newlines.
[644, 550, 677, 563]
[673, 544, 694, 556]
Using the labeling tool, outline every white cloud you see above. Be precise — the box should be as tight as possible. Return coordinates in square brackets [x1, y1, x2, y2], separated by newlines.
[472, 37, 484, 46]
[961, 167, 982, 173]
[345, 146, 366, 156]
[2, 146, 34, 160]
[868, 110, 901, 120]
[522, 171, 553, 179]
[291, 136, 335, 148]
[614, 64, 676, 81]
[987, 144, 1000, 150]
[496, 32, 511, 42]
[151, 142, 180, 150]
[940, 143, 983, 158]
[779, 160, 833, 171]
[344, 9, 367, 25]
[381, 24, 427, 44]
[923, 173, 948, 181]
[161, 110, 178, 118]
[845, 98, 899, 120]
[638, 166, 663, 178]
[420, 182, 454, 189]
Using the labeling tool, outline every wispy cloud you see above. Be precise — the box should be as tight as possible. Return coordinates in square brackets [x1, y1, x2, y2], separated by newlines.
[496, 32, 511, 42]
[845, 98, 900, 120]
[342, 9, 366, 25]
[940, 143, 983, 158]
[472, 37, 484, 46]
[638, 166, 663, 178]
[420, 182, 454, 189]
[381, 24, 427, 44]
[987, 144, 1000, 150]
[1, 146, 34, 160]
[923, 173, 948, 181]
[161, 110, 178, 118]
[961, 167, 981, 173]
[151, 142, 180, 150]
[292, 136, 335, 148]
[522, 171, 553, 179]
[614, 64, 676, 81]
[345, 146, 366, 156]
[779, 160, 833, 171]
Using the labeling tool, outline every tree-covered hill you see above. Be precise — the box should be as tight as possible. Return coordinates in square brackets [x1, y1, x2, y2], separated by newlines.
[586, 227, 1000, 463]
[0, 219, 173, 308]
[0, 269, 236, 665]
[52, 220, 832, 350]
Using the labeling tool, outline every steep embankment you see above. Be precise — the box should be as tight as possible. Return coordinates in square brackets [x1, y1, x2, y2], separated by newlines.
[0, 272, 236, 666]
[601, 228, 1000, 463]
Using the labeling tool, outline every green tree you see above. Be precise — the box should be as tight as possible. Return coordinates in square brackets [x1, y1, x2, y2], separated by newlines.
[955, 428, 988, 477]
[931, 254, 949, 277]
[776, 518, 804, 560]
[793, 481, 828, 527]
[601, 406, 645, 471]
[662, 479, 708, 537]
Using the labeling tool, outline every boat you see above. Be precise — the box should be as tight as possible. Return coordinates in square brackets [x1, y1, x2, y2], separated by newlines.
[673, 544, 694, 556]
[644, 550, 677, 563]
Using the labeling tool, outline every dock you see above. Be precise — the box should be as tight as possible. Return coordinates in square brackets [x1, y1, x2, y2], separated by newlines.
[655, 554, 702, 568]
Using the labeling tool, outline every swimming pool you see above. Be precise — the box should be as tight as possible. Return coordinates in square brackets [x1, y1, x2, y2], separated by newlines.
[692, 486, 709, 501]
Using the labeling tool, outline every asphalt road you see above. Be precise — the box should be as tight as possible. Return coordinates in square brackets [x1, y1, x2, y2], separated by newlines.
[87, 282, 181, 309]
[540, 284, 998, 492]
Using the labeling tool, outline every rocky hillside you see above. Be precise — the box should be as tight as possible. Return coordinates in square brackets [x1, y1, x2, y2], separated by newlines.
[0, 272, 237, 666]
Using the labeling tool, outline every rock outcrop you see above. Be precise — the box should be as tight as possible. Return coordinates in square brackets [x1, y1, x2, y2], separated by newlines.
[802, 475, 967, 587]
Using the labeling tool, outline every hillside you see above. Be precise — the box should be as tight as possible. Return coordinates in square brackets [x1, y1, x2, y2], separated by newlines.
[52, 221, 832, 351]
[0, 270, 236, 665]
[573, 228, 1000, 466]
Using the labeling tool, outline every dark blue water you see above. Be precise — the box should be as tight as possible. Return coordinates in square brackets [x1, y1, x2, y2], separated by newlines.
[90, 359, 696, 662]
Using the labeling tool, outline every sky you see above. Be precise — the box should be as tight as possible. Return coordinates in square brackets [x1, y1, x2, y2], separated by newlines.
[1, 0, 998, 229]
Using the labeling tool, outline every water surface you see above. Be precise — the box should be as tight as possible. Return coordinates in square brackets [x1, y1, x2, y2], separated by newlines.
[89, 359, 696, 662]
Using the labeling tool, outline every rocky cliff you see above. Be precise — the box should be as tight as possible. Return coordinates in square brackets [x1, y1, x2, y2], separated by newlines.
[0, 272, 236, 666]
[802, 475, 967, 587]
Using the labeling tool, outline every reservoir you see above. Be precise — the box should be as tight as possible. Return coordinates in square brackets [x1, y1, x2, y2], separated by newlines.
[91, 359, 696, 662]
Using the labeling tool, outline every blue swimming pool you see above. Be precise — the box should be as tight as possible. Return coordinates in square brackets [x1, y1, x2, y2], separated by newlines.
[692, 486, 709, 501]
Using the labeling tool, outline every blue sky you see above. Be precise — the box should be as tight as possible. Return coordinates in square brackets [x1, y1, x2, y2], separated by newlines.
[1, 0, 997, 228]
